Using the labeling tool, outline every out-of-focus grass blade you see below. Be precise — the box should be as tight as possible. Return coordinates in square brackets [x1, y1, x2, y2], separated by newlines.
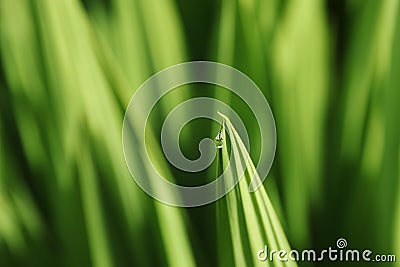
[0, 120, 43, 257]
[341, 0, 397, 160]
[1, 0, 197, 266]
[137, 0, 186, 70]
[374, 0, 400, 251]
[216, 0, 236, 64]
[391, 4, 400, 256]
[124, 99, 197, 267]
[396, 146, 400, 255]
[270, 0, 329, 246]
[342, 0, 400, 253]
[77, 144, 114, 267]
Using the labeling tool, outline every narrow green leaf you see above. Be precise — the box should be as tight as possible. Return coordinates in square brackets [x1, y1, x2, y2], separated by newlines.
[217, 113, 297, 267]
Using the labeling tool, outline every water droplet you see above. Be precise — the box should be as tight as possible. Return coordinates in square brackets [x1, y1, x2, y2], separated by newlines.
[214, 127, 224, 149]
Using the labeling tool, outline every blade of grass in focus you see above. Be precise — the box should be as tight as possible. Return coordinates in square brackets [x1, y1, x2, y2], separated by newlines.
[217, 113, 297, 267]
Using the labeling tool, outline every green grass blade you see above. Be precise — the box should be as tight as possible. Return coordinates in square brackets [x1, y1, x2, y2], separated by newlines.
[217, 113, 297, 267]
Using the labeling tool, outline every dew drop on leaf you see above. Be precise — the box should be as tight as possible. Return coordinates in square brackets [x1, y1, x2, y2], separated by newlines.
[214, 127, 224, 149]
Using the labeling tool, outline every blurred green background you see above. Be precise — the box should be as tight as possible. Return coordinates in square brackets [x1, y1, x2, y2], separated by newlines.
[0, 0, 399, 266]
